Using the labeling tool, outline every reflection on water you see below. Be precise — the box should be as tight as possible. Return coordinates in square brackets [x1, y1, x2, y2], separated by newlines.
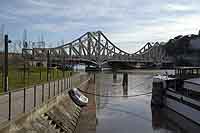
[123, 85, 128, 97]
[95, 70, 199, 133]
[122, 73, 128, 97]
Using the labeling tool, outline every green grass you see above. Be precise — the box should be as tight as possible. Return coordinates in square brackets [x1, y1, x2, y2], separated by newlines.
[0, 66, 74, 93]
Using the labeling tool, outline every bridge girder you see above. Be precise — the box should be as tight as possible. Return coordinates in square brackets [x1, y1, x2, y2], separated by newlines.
[22, 31, 172, 66]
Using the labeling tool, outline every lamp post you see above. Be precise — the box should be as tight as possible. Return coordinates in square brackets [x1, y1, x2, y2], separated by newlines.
[4, 34, 12, 92]
[47, 50, 50, 81]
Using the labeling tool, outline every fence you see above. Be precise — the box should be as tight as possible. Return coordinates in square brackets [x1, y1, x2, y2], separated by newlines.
[0, 25, 4, 92]
[0, 72, 87, 125]
[0, 54, 3, 93]
[0, 30, 90, 125]
[0, 32, 76, 91]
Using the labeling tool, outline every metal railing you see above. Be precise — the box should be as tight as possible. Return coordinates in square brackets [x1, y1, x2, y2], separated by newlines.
[0, 30, 93, 126]
[0, 72, 83, 125]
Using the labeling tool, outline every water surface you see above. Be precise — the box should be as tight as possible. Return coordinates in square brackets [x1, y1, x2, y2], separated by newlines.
[94, 70, 198, 133]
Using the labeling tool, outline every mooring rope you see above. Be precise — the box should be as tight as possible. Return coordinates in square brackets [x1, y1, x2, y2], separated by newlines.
[77, 75, 153, 98]
[79, 89, 152, 98]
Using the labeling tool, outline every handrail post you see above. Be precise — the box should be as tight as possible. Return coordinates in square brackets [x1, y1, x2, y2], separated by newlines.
[34, 85, 36, 108]
[67, 72, 69, 89]
[70, 71, 72, 88]
[58, 80, 59, 95]
[8, 91, 11, 121]
[4, 35, 11, 92]
[54, 81, 55, 96]
[23, 88, 26, 113]
[61, 79, 63, 93]
[42, 84, 44, 103]
[48, 82, 50, 99]
[64, 72, 66, 90]
[69, 72, 71, 89]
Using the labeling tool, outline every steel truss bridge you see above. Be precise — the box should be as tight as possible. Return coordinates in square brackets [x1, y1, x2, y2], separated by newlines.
[22, 31, 172, 67]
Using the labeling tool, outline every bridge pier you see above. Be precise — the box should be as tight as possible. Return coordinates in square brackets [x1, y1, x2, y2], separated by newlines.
[122, 73, 128, 86]
[122, 73, 128, 96]
[113, 72, 117, 83]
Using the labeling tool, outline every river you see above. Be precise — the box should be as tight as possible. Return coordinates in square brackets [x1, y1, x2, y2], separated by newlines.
[93, 69, 197, 133]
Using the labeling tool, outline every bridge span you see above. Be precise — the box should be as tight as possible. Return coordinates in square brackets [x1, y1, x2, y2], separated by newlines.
[22, 31, 173, 68]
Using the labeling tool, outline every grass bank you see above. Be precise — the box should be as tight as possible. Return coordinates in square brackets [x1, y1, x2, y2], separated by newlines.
[0, 66, 74, 93]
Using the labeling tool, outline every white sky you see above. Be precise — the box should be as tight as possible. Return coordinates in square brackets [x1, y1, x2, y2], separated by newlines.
[0, 0, 200, 52]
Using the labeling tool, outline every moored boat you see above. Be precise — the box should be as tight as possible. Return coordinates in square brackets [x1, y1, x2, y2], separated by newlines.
[151, 68, 200, 125]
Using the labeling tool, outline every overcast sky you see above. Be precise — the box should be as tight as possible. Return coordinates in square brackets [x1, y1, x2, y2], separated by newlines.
[1, 0, 200, 52]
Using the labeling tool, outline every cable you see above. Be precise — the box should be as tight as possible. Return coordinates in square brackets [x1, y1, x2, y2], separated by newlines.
[113, 75, 153, 90]
[79, 89, 152, 98]
[79, 77, 153, 98]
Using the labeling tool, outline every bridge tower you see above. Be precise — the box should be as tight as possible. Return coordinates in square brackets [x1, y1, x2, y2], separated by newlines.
[96, 31, 102, 69]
